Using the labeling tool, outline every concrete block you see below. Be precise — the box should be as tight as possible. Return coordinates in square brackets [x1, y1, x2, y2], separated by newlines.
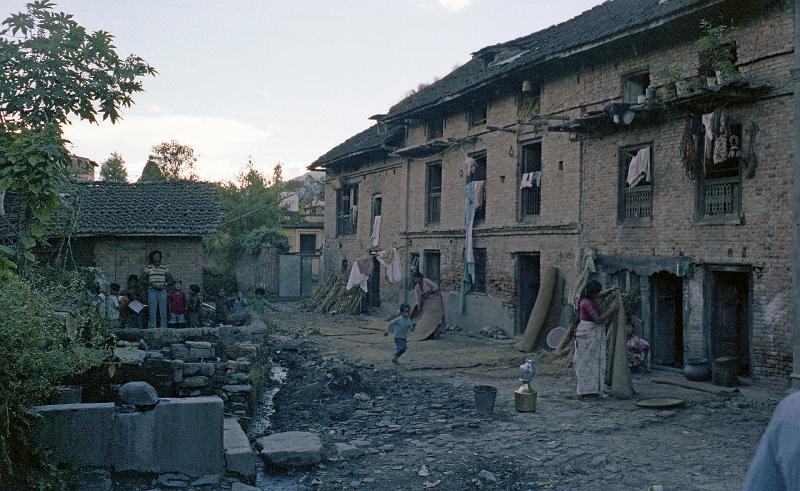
[223, 418, 256, 481]
[31, 403, 115, 467]
[258, 431, 322, 467]
[111, 397, 224, 476]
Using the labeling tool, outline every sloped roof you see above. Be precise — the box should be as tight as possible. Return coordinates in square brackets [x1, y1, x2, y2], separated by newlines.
[71, 181, 221, 237]
[386, 0, 718, 120]
[312, 124, 404, 169]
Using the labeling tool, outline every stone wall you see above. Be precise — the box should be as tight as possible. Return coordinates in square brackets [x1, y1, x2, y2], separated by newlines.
[109, 324, 269, 419]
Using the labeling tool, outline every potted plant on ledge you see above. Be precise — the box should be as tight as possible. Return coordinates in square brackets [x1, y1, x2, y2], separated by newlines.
[694, 20, 739, 87]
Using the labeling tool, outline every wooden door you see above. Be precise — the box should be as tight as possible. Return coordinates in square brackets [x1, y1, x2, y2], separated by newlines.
[516, 255, 541, 334]
[651, 272, 683, 367]
[711, 271, 749, 373]
[368, 257, 381, 308]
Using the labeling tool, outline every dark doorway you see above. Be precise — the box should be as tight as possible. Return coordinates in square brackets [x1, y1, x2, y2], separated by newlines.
[651, 272, 684, 368]
[368, 257, 381, 308]
[516, 254, 541, 335]
[299, 234, 316, 254]
[710, 270, 750, 375]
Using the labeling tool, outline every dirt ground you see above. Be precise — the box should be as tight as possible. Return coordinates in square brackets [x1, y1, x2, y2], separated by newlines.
[260, 302, 786, 491]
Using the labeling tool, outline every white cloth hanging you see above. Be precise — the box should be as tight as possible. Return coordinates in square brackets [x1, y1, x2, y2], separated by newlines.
[626, 147, 651, 187]
[520, 172, 534, 189]
[371, 215, 381, 247]
[346, 257, 373, 292]
[377, 248, 403, 284]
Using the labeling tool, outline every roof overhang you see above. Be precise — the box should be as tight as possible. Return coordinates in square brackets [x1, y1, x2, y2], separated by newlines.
[382, 0, 729, 123]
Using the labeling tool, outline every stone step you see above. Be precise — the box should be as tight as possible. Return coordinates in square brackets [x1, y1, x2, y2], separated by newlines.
[223, 418, 257, 483]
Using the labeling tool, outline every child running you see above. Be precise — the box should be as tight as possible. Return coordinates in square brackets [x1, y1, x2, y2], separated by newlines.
[384, 303, 415, 364]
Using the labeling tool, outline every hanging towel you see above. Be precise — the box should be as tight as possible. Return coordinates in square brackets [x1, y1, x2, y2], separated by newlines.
[377, 248, 403, 284]
[520, 172, 534, 189]
[531, 171, 541, 187]
[371, 215, 381, 247]
[626, 147, 651, 187]
[464, 180, 485, 283]
[702, 112, 715, 163]
[463, 157, 476, 179]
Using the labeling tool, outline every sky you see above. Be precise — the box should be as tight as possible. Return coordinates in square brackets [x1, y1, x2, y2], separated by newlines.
[2, 0, 606, 183]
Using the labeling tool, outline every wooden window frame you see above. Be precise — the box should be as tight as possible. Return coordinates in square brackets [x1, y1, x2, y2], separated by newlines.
[519, 141, 542, 218]
[621, 70, 651, 104]
[426, 161, 442, 225]
[427, 117, 445, 140]
[336, 184, 358, 236]
[468, 103, 487, 128]
[371, 193, 382, 234]
[618, 143, 654, 228]
[467, 152, 487, 222]
[423, 250, 441, 285]
[694, 122, 743, 225]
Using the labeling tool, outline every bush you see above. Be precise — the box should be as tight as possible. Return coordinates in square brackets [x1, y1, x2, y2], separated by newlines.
[0, 272, 109, 489]
[203, 266, 238, 295]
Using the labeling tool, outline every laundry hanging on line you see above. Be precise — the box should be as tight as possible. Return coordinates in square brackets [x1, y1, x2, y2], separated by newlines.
[376, 248, 403, 284]
[346, 257, 374, 292]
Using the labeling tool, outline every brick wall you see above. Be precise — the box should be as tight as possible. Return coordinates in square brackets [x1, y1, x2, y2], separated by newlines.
[321, 2, 795, 381]
[92, 236, 205, 290]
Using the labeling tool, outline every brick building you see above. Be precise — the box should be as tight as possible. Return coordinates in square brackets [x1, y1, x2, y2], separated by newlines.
[69, 181, 221, 288]
[313, 0, 797, 384]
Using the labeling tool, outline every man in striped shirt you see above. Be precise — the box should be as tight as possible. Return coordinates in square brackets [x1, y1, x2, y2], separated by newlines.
[141, 250, 174, 328]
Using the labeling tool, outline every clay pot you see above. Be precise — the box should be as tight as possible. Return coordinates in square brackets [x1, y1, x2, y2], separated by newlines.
[684, 358, 712, 381]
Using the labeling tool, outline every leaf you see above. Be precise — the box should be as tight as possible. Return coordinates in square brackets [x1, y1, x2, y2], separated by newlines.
[107, 363, 116, 379]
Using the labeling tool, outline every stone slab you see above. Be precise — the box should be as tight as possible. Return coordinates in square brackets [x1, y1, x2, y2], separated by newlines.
[257, 431, 322, 467]
[111, 396, 224, 476]
[31, 403, 115, 467]
[223, 418, 257, 481]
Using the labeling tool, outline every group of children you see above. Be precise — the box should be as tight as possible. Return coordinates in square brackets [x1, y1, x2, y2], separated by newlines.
[97, 280, 275, 329]
[97, 275, 204, 329]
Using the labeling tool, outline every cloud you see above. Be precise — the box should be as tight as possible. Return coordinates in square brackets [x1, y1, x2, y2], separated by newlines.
[63, 113, 274, 182]
[434, 0, 474, 11]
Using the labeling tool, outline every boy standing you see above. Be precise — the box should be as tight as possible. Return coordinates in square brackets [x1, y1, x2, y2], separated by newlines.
[168, 281, 187, 328]
[188, 284, 203, 328]
[384, 304, 415, 363]
[106, 283, 121, 325]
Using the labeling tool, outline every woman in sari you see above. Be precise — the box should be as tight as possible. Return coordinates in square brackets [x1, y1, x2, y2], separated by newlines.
[574, 280, 618, 397]
[409, 271, 446, 340]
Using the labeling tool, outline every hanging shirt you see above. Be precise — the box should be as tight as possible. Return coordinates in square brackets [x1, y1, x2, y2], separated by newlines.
[626, 147, 651, 187]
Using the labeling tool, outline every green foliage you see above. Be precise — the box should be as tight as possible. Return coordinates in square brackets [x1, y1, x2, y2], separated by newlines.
[0, 271, 110, 489]
[0, 1, 156, 128]
[138, 160, 165, 182]
[695, 20, 737, 75]
[205, 163, 296, 266]
[203, 266, 238, 295]
[99, 151, 128, 182]
[0, 1, 154, 272]
[240, 226, 290, 255]
[658, 64, 685, 85]
[147, 140, 198, 181]
[272, 163, 283, 184]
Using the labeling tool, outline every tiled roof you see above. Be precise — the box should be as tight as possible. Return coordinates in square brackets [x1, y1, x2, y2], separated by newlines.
[386, 0, 717, 120]
[312, 124, 404, 168]
[71, 181, 221, 237]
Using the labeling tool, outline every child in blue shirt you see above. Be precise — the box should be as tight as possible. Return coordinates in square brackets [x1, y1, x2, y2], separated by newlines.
[385, 303, 415, 363]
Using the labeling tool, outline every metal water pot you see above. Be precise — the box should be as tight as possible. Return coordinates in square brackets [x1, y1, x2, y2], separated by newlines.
[519, 358, 535, 382]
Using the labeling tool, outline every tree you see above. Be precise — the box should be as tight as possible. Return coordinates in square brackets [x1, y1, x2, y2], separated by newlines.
[139, 160, 165, 182]
[99, 151, 128, 182]
[147, 140, 198, 181]
[0, 1, 155, 272]
[272, 162, 283, 184]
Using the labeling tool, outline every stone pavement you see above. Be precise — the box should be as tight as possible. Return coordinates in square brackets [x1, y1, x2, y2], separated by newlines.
[260, 304, 786, 490]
